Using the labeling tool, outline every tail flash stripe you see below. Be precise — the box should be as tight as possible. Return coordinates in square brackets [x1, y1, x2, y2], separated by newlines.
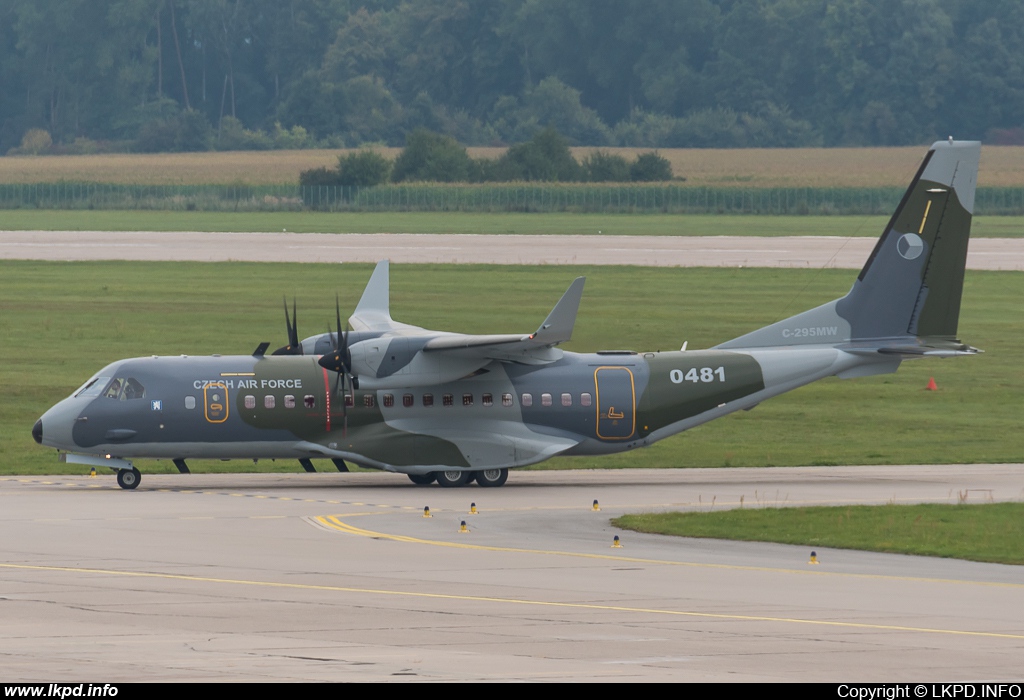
[918, 199, 933, 234]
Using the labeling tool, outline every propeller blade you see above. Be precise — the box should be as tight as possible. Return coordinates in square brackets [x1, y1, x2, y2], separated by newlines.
[290, 299, 299, 349]
[272, 297, 304, 355]
[318, 292, 355, 437]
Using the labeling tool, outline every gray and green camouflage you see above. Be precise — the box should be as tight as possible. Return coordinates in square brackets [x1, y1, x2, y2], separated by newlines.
[34, 140, 982, 488]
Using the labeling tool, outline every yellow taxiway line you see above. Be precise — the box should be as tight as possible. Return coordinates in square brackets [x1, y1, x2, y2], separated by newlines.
[313, 515, 1024, 590]
[2, 561, 1021, 641]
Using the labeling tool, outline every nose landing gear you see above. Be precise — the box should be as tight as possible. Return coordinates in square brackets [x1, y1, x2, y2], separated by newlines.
[116, 467, 142, 490]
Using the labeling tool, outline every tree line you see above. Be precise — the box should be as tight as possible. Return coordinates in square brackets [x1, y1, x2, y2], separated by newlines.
[2, 0, 1023, 155]
[300, 128, 675, 186]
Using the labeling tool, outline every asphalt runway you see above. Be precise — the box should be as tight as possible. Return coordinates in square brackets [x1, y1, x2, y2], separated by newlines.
[3, 230, 1024, 269]
[2, 466, 1023, 682]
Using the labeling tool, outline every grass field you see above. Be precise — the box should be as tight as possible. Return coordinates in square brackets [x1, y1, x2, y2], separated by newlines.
[4, 261, 1020, 476]
[3, 145, 1024, 187]
[613, 503, 1024, 565]
[2, 209, 1022, 237]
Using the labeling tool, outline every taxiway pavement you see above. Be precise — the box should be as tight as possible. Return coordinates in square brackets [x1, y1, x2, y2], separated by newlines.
[2, 466, 1022, 682]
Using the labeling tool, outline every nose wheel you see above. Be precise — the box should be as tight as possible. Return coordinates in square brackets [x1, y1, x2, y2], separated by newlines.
[116, 467, 141, 490]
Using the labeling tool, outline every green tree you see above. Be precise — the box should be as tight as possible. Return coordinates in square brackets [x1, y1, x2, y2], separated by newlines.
[337, 149, 392, 186]
[391, 128, 471, 182]
[493, 127, 581, 181]
[629, 152, 673, 181]
[582, 151, 629, 182]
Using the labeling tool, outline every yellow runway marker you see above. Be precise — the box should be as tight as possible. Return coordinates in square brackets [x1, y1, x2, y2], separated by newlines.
[1, 561, 1020, 641]
[314, 516, 1024, 590]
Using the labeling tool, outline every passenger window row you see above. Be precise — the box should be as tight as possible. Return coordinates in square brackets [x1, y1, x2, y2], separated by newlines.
[208, 391, 593, 411]
[521, 392, 592, 408]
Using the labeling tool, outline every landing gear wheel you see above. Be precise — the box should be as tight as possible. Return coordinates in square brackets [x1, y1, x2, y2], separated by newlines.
[407, 473, 436, 485]
[474, 468, 508, 488]
[116, 467, 141, 490]
[435, 470, 471, 488]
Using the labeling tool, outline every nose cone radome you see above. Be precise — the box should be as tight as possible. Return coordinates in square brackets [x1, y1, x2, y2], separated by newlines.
[36, 400, 80, 451]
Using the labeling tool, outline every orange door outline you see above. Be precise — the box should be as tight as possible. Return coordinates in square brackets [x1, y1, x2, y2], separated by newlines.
[594, 366, 635, 439]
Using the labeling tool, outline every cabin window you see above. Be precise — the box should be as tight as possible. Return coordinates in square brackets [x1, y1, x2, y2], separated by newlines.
[443, 393, 454, 407]
[581, 393, 593, 407]
[363, 394, 375, 408]
[102, 377, 146, 400]
[304, 395, 316, 408]
[561, 393, 572, 407]
[541, 393, 552, 407]
[284, 395, 295, 409]
[521, 393, 533, 407]
[345, 394, 354, 408]
[403, 394, 414, 407]
[482, 393, 493, 407]
[185, 396, 196, 410]
[462, 393, 473, 406]
[264, 395, 276, 409]
[502, 393, 513, 407]
[383, 393, 395, 408]
[122, 378, 146, 400]
[244, 395, 256, 410]
[422, 393, 434, 407]
[103, 379, 124, 399]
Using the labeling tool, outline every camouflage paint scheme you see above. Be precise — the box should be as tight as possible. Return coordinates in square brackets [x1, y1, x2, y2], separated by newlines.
[34, 141, 981, 488]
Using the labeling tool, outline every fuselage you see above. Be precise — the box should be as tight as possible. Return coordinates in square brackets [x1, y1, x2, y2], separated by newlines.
[34, 344, 880, 475]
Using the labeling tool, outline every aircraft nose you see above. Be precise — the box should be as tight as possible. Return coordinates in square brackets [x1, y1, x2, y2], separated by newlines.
[32, 419, 43, 444]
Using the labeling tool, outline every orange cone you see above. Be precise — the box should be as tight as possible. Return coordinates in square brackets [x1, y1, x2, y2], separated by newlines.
[926, 377, 938, 391]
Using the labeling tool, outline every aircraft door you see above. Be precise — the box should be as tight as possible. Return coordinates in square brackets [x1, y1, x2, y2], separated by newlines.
[594, 367, 635, 439]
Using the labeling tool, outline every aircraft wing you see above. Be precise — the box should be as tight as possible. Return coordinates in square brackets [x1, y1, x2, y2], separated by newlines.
[341, 268, 586, 388]
[348, 260, 585, 361]
[422, 276, 586, 363]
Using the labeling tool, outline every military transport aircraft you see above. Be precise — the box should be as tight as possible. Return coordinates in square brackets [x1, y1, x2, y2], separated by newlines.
[33, 140, 981, 489]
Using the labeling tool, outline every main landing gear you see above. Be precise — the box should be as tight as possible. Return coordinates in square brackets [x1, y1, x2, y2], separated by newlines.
[407, 468, 508, 488]
[474, 468, 508, 488]
[116, 467, 142, 490]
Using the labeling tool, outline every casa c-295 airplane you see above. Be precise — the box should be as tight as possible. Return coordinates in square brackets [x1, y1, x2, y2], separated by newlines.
[33, 140, 981, 489]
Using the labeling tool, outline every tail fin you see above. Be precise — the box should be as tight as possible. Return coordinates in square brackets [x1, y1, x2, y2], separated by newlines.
[718, 140, 980, 355]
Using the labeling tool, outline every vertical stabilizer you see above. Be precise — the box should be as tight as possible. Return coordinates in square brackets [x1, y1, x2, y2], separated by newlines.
[718, 140, 979, 352]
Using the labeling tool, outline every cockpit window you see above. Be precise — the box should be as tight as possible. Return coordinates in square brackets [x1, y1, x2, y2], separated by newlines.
[74, 376, 111, 399]
[102, 377, 146, 400]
